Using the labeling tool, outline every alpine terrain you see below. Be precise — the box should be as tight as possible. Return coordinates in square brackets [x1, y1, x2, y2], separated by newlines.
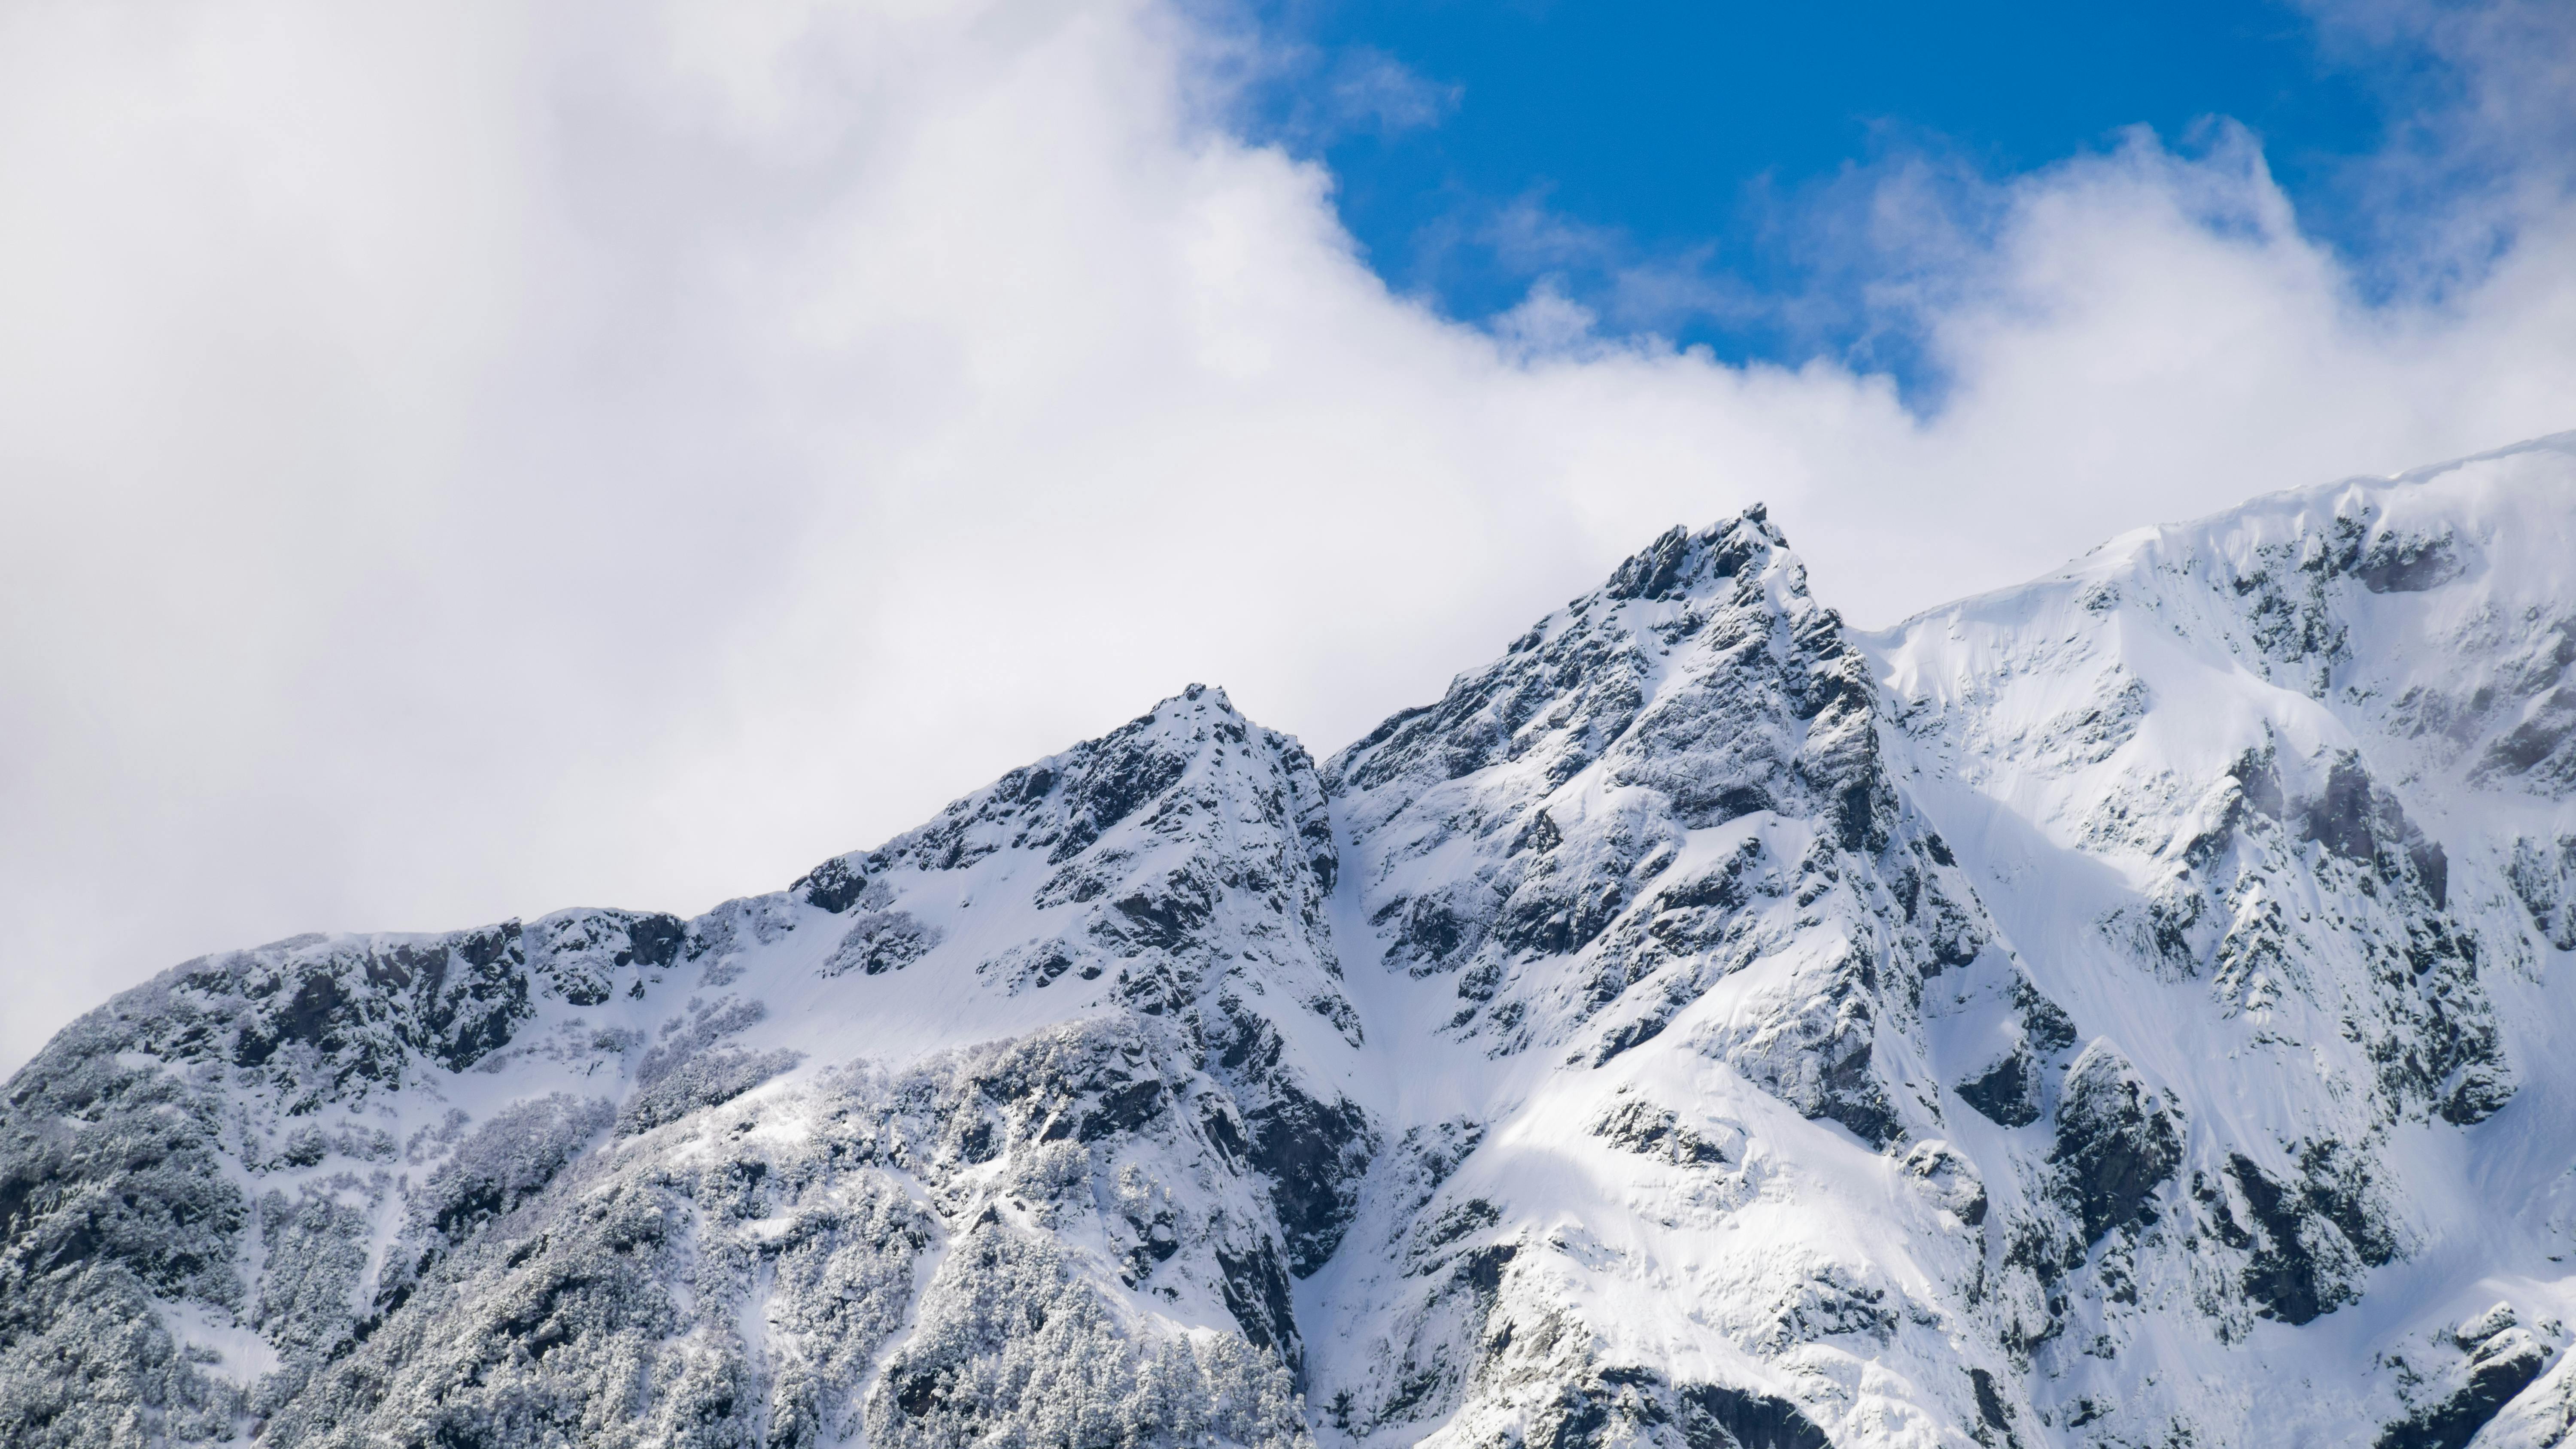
[9, 433, 2576, 1449]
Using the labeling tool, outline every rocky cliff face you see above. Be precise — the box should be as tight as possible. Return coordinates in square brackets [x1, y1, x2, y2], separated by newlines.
[7, 436, 2576, 1449]
[1304, 507, 2051, 1449]
[0, 687, 1365, 1449]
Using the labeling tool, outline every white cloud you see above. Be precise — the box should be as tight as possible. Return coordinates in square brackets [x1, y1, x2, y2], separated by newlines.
[1, 0, 2570, 1072]
[1320, 45, 1458, 137]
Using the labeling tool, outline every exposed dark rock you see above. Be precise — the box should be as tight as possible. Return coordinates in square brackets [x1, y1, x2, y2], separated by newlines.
[2355, 531, 2464, 594]
[2374, 1316, 2551, 1449]
[2049, 1044, 2183, 1245]
[2297, 753, 2451, 906]
[1970, 1367, 2017, 1444]
[1215, 1242, 1300, 1365]
[1675, 1382, 1832, 1449]
[1959, 1051, 2041, 1128]
[2224, 1142, 2397, 1325]
[2510, 834, 2576, 950]
[794, 856, 869, 913]
[2016, 981, 2079, 1055]
[2303, 755, 2388, 866]
[1591, 1096, 1731, 1165]
[1244, 1090, 1376, 1276]
[820, 909, 942, 977]
[1605, 526, 1701, 602]
[2232, 746, 2288, 823]
[1047, 716, 1198, 864]
[2479, 685, 2576, 788]
[1100, 870, 1219, 954]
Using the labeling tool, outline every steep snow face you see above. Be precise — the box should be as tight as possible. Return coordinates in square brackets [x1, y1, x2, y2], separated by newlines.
[1867, 434, 2576, 1447]
[10, 439, 2576, 1449]
[0, 685, 1368, 1448]
[1307, 512, 2072, 1449]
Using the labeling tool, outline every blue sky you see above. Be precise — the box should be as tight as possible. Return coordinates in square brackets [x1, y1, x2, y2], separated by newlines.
[1241, 0, 2451, 381]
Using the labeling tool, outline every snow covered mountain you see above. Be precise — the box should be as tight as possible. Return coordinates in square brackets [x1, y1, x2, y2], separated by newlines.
[7, 433, 2576, 1449]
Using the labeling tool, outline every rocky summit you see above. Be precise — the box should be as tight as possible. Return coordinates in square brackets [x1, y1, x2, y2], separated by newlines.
[9, 434, 2576, 1449]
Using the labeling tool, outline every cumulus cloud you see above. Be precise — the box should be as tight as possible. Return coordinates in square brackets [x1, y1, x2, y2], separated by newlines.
[0, 0, 2570, 1072]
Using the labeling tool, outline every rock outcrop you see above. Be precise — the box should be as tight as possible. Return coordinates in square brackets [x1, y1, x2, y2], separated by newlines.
[9, 434, 2576, 1449]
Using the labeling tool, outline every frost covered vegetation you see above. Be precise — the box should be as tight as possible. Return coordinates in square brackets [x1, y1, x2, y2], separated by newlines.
[9, 434, 2576, 1447]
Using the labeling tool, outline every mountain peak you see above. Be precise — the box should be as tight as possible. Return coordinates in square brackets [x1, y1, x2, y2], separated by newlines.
[14, 452, 2576, 1449]
[1598, 505, 1789, 606]
[1150, 680, 1239, 720]
[1329, 503, 1833, 819]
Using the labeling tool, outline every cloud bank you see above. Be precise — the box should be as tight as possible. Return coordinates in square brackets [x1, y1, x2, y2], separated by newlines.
[1, 0, 2571, 1072]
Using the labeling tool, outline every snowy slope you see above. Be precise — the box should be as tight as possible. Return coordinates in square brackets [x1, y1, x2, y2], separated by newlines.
[1865, 433, 2576, 1449]
[6, 436, 2576, 1449]
[1303, 508, 2050, 1449]
[0, 687, 1368, 1448]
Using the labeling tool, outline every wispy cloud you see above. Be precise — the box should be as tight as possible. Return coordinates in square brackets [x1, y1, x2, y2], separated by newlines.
[1330, 0, 2576, 394]
[1212, 28, 1456, 147]
[0, 0, 2570, 1074]
[1322, 45, 1458, 137]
